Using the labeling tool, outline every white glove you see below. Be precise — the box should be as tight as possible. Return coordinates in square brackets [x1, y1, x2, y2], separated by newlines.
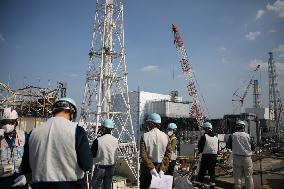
[0, 129, 4, 137]
[12, 175, 27, 187]
[159, 170, 164, 177]
[150, 168, 159, 177]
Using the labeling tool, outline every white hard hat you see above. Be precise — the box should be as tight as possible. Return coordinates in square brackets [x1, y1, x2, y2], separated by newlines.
[52, 97, 77, 120]
[236, 120, 246, 128]
[0, 108, 18, 121]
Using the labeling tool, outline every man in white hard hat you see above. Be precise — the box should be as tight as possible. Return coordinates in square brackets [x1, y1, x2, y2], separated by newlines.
[91, 119, 119, 189]
[0, 108, 28, 189]
[226, 120, 254, 189]
[197, 122, 219, 189]
[21, 97, 93, 189]
[140, 113, 172, 189]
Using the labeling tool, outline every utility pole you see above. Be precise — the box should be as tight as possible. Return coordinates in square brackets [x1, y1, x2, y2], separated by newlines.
[80, 0, 138, 183]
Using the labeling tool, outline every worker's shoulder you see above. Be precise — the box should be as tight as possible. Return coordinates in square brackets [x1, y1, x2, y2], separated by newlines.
[233, 131, 249, 137]
[101, 133, 118, 140]
[99, 134, 119, 145]
[54, 116, 77, 127]
[75, 125, 87, 136]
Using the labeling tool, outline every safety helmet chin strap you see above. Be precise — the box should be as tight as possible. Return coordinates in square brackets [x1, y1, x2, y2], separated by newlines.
[69, 112, 74, 121]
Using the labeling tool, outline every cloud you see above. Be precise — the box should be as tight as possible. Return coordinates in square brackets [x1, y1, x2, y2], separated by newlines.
[0, 34, 6, 43]
[245, 31, 261, 40]
[275, 62, 284, 76]
[141, 65, 159, 72]
[220, 47, 226, 51]
[221, 57, 228, 64]
[272, 44, 284, 58]
[267, 0, 284, 18]
[15, 44, 22, 49]
[248, 58, 284, 76]
[256, 9, 265, 19]
[269, 29, 277, 33]
[248, 59, 267, 70]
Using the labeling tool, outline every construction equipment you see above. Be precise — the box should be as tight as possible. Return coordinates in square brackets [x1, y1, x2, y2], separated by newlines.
[172, 24, 208, 127]
[232, 64, 261, 113]
[80, 0, 138, 185]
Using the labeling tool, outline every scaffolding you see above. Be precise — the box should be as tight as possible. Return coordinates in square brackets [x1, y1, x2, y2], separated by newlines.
[0, 81, 66, 117]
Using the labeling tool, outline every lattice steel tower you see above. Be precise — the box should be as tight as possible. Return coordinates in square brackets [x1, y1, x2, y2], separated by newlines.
[253, 80, 261, 108]
[268, 52, 283, 134]
[80, 0, 138, 182]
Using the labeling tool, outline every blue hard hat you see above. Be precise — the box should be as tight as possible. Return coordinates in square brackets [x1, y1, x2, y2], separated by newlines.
[102, 119, 114, 129]
[236, 120, 246, 127]
[52, 97, 77, 120]
[167, 123, 177, 130]
[146, 113, 161, 124]
[202, 122, 212, 129]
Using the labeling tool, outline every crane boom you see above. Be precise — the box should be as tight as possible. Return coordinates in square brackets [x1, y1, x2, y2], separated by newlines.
[232, 64, 260, 110]
[172, 24, 206, 127]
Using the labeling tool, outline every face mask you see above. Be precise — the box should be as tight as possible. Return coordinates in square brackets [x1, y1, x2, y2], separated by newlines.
[2, 124, 15, 133]
[167, 130, 173, 136]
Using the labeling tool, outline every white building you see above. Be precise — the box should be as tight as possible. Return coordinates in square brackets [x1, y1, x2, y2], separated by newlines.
[113, 90, 190, 144]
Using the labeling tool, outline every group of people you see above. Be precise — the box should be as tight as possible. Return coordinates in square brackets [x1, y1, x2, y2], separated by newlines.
[0, 97, 118, 189]
[196, 120, 255, 189]
[139, 113, 177, 189]
[0, 97, 255, 189]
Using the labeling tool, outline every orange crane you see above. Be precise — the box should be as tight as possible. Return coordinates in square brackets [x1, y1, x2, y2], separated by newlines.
[232, 64, 261, 111]
[172, 24, 208, 126]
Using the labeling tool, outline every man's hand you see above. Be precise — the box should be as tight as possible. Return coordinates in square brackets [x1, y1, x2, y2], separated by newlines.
[12, 175, 27, 187]
[150, 168, 159, 177]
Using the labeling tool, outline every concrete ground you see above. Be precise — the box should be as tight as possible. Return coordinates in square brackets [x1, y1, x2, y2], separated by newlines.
[214, 148, 284, 189]
[174, 145, 284, 189]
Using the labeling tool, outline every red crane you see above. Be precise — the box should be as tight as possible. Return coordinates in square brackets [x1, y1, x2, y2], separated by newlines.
[232, 64, 261, 111]
[172, 24, 207, 127]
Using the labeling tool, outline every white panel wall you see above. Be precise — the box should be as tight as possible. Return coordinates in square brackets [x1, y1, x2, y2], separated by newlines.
[116, 91, 189, 144]
[245, 108, 269, 119]
[127, 91, 170, 144]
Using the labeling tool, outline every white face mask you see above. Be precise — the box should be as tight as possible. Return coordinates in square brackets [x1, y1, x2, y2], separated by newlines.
[167, 130, 174, 136]
[2, 124, 15, 133]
